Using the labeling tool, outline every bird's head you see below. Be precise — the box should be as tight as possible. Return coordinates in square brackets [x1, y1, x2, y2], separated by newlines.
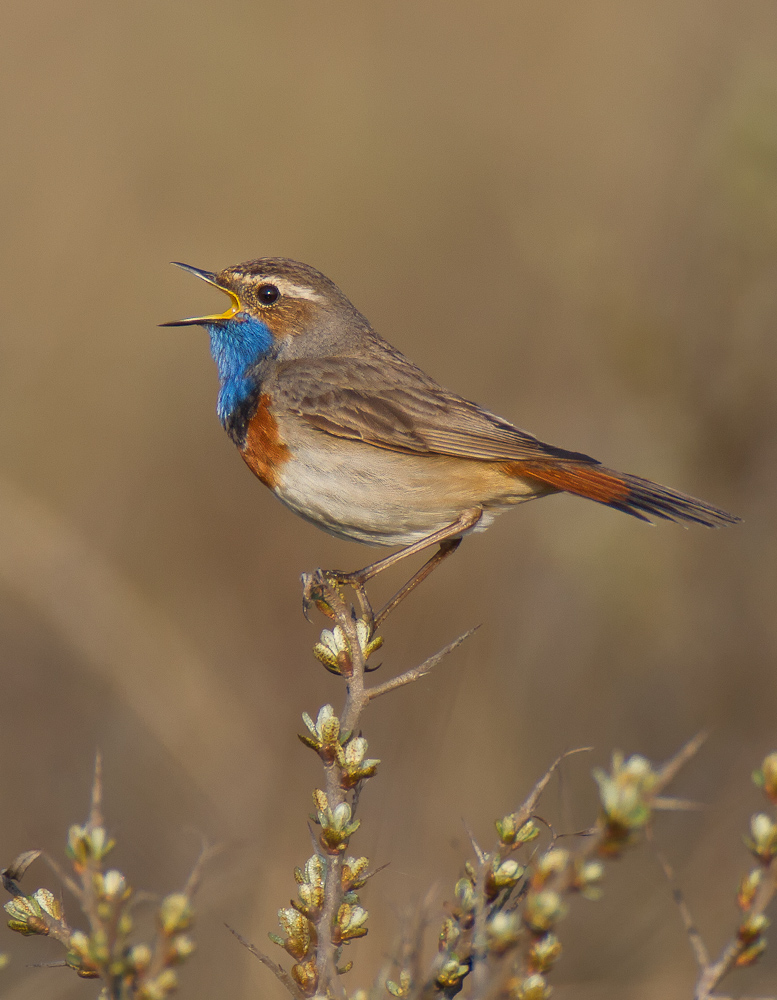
[163, 257, 363, 426]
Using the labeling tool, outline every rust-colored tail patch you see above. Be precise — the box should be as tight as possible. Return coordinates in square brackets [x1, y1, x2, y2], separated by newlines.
[503, 461, 739, 527]
[506, 462, 632, 504]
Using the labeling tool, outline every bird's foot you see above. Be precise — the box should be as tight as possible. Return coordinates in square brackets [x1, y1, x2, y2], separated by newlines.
[301, 568, 376, 634]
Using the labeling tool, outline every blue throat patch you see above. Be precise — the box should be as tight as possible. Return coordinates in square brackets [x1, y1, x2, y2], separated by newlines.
[206, 314, 273, 426]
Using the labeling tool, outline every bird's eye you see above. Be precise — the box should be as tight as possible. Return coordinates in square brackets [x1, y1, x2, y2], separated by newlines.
[257, 283, 280, 305]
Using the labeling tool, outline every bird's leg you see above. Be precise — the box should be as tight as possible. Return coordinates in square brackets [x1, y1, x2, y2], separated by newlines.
[374, 537, 461, 628]
[334, 507, 483, 586]
[349, 582, 375, 629]
[326, 507, 482, 631]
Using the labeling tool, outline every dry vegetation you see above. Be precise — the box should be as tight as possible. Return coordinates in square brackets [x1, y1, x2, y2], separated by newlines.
[3, 571, 775, 999]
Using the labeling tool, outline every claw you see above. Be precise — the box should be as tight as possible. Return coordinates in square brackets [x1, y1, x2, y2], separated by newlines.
[301, 572, 315, 623]
[301, 569, 341, 621]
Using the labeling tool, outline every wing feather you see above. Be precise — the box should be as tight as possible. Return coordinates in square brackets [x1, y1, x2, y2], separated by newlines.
[268, 353, 739, 528]
[272, 355, 596, 464]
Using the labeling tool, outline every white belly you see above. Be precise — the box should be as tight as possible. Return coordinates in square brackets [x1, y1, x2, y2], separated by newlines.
[271, 429, 537, 546]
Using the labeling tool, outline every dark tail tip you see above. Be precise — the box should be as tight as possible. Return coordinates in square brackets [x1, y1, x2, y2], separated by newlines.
[606, 471, 740, 528]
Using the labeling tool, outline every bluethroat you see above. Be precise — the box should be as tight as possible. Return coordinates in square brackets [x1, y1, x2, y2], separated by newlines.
[164, 258, 738, 625]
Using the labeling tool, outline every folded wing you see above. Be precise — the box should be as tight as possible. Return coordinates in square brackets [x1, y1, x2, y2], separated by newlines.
[273, 354, 739, 528]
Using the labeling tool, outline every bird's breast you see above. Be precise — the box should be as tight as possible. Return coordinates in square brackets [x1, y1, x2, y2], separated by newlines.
[239, 394, 292, 489]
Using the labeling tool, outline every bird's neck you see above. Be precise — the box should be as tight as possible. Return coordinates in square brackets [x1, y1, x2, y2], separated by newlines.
[207, 316, 274, 440]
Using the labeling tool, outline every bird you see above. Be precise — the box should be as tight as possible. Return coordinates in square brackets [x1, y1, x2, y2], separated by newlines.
[164, 257, 739, 623]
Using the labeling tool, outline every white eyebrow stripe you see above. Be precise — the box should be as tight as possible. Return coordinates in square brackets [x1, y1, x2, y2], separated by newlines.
[271, 278, 325, 302]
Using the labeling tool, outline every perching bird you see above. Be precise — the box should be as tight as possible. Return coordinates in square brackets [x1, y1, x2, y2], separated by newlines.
[164, 258, 738, 614]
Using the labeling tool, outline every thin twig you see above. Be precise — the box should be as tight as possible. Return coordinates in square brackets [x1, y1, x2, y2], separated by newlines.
[650, 838, 709, 970]
[227, 923, 306, 1000]
[79, 754, 105, 948]
[41, 851, 84, 905]
[469, 845, 490, 996]
[90, 750, 104, 830]
[652, 796, 704, 812]
[366, 628, 479, 702]
[513, 747, 593, 829]
[182, 839, 222, 898]
[142, 839, 222, 987]
[656, 731, 707, 792]
[375, 885, 437, 996]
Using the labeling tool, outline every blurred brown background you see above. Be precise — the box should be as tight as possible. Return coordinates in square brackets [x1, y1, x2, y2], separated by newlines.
[1, 2, 775, 997]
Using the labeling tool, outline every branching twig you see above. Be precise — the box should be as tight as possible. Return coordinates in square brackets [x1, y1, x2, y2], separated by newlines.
[650, 745, 777, 1000]
[298, 568, 480, 997]
[366, 628, 479, 702]
[693, 851, 777, 1000]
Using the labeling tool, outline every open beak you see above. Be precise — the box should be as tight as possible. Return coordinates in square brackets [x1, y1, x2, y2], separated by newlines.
[161, 262, 242, 326]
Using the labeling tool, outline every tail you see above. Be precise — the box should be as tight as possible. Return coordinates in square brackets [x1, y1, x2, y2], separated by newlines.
[514, 462, 740, 527]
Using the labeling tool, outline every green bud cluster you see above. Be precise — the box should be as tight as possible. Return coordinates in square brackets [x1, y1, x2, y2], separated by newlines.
[313, 619, 383, 677]
[594, 752, 659, 855]
[2, 765, 201, 998]
[733, 750, 777, 969]
[270, 852, 372, 995]
[300, 705, 381, 789]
